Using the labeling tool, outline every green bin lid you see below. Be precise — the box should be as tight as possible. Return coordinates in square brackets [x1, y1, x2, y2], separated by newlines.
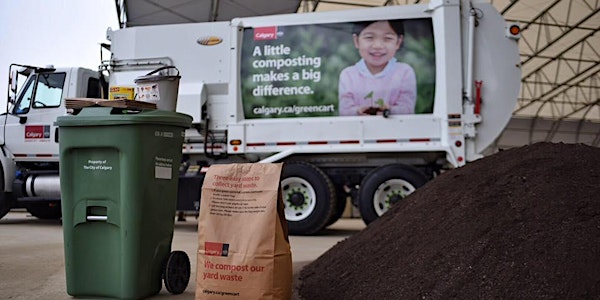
[56, 107, 192, 128]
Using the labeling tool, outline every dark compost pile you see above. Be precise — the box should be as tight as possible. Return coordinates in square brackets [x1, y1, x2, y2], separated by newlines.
[298, 142, 600, 299]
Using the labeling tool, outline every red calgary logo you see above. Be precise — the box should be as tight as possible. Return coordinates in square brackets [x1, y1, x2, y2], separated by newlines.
[205, 242, 229, 257]
[254, 27, 278, 41]
[25, 125, 50, 139]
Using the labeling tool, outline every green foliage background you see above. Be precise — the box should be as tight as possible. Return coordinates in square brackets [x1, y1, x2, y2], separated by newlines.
[241, 18, 435, 118]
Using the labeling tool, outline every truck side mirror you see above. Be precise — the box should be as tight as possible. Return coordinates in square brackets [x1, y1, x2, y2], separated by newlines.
[9, 69, 19, 94]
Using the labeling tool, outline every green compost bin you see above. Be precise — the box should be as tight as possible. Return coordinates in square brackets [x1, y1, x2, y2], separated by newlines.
[57, 107, 192, 299]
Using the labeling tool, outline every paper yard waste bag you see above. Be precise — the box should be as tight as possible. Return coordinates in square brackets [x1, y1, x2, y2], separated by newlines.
[196, 163, 292, 300]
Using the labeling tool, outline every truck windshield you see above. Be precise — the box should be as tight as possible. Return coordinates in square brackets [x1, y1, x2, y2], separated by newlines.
[13, 75, 36, 114]
[13, 72, 66, 114]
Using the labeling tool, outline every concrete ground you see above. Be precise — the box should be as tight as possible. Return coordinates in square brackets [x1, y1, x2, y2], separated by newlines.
[0, 210, 365, 299]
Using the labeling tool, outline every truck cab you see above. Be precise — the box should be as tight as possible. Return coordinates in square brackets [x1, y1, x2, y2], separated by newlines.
[0, 64, 105, 219]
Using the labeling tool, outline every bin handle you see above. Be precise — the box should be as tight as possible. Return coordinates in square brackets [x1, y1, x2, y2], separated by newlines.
[87, 215, 108, 221]
[144, 65, 179, 76]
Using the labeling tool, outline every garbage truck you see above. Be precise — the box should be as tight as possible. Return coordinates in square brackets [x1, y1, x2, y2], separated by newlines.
[0, 0, 521, 235]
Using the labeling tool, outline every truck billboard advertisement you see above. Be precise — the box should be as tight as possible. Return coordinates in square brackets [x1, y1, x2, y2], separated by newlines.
[240, 18, 435, 119]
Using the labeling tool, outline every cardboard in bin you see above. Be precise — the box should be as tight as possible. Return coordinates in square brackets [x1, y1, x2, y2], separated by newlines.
[65, 98, 156, 110]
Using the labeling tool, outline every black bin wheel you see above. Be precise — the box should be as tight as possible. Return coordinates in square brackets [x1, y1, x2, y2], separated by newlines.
[163, 250, 191, 294]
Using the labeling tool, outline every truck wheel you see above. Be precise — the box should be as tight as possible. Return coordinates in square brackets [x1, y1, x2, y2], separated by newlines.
[26, 203, 62, 220]
[358, 164, 428, 225]
[282, 162, 336, 235]
[0, 193, 10, 220]
[0, 167, 10, 220]
[326, 186, 348, 226]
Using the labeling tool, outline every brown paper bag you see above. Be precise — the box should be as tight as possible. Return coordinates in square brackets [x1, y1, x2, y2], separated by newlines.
[196, 163, 292, 300]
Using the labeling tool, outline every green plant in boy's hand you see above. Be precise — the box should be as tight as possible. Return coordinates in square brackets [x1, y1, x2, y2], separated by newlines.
[361, 92, 388, 115]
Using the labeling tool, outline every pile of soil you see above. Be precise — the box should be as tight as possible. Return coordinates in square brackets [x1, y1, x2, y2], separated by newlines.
[298, 142, 600, 299]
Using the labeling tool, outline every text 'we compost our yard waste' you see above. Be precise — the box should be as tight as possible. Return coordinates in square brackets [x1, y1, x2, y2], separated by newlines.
[202, 260, 266, 282]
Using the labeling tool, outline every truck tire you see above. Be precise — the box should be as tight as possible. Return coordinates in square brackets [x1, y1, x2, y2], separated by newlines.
[0, 193, 10, 220]
[26, 203, 62, 220]
[326, 186, 348, 226]
[281, 162, 336, 235]
[0, 166, 10, 220]
[358, 164, 428, 225]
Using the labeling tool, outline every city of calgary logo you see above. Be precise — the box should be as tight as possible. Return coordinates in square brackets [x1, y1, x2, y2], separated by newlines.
[254, 26, 278, 41]
[205, 242, 229, 257]
[25, 125, 50, 139]
[197, 36, 223, 46]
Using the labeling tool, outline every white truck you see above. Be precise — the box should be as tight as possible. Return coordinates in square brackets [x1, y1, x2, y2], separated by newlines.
[0, 65, 104, 220]
[0, 0, 520, 235]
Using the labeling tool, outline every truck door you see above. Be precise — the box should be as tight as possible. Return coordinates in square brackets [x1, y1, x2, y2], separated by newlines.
[3, 71, 70, 159]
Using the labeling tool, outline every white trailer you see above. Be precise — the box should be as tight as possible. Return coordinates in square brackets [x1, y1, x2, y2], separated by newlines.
[0, 0, 520, 235]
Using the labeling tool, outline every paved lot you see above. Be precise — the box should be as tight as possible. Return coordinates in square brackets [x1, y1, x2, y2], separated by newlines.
[0, 210, 364, 299]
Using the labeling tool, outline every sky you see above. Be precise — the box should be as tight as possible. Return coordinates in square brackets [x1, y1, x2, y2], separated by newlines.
[0, 0, 118, 111]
